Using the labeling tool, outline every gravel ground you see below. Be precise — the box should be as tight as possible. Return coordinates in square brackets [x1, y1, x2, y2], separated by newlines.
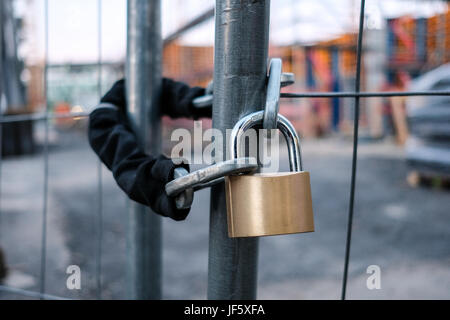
[0, 125, 449, 300]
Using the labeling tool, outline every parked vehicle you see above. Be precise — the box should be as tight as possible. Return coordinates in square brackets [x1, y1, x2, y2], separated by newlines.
[406, 64, 450, 177]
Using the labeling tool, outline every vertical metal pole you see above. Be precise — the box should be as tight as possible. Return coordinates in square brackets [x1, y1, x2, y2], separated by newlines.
[126, 0, 162, 300]
[208, 0, 270, 300]
[39, 0, 49, 297]
[0, 0, 4, 242]
[95, 0, 103, 300]
[341, 0, 366, 300]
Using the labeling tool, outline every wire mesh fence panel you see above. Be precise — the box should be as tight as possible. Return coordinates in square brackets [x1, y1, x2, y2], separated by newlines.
[0, 0, 449, 300]
[0, 0, 108, 300]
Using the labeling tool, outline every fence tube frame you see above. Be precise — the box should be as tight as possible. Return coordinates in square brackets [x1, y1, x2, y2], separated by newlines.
[208, 0, 271, 300]
[0, 0, 4, 240]
[126, 0, 163, 300]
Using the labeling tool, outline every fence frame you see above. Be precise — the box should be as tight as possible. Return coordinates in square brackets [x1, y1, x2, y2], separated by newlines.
[125, 0, 163, 300]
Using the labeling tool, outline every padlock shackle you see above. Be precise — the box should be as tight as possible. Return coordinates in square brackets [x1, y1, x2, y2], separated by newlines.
[230, 111, 303, 172]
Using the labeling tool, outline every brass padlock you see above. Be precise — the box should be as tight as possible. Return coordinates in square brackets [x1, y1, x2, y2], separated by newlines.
[225, 111, 314, 238]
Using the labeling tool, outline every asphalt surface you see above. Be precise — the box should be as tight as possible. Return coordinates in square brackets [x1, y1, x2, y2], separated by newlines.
[0, 125, 449, 300]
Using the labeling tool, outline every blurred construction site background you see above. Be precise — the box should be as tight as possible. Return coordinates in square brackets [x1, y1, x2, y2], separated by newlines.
[0, 0, 449, 300]
[4, 1, 450, 149]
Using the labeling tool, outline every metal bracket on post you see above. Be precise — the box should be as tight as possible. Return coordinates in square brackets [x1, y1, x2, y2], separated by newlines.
[263, 58, 295, 138]
[192, 72, 295, 110]
[263, 58, 282, 131]
[280, 72, 295, 88]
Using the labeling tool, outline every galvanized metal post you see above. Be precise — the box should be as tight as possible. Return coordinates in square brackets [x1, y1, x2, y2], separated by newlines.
[0, 1, 3, 107]
[0, 0, 3, 241]
[0, 0, 3, 101]
[126, 0, 162, 300]
[208, 0, 270, 300]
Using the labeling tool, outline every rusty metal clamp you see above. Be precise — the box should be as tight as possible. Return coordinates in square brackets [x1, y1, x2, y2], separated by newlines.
[167, 158, 258, 209]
